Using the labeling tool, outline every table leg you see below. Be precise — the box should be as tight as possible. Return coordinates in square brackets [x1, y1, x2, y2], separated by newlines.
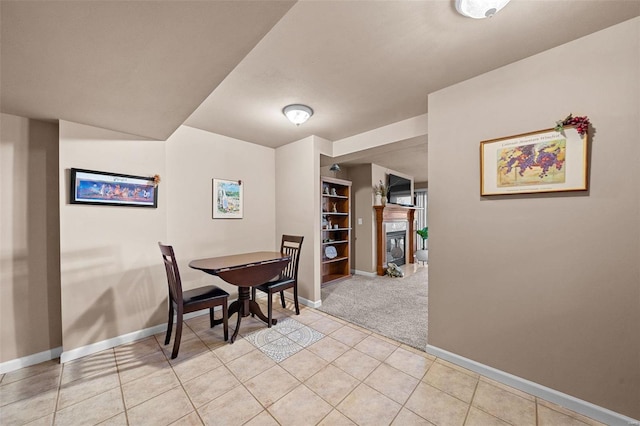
[228, 287, 277, 343]
[227, 300, 242, 344]
[248, 300, 277, 326]
[229, 288, 250, 344]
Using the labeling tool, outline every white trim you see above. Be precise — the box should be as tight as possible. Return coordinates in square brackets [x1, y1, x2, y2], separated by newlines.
[61, 323, 167, 363]
[0, 346, 63, 374]
[4, 297, 328, 371]
[258, 290, 321, 309]
[299, 295, 322, 309]
[353, 269, 377, 278]
[426, 345, 639, 426]
[60, 308, 222, 363]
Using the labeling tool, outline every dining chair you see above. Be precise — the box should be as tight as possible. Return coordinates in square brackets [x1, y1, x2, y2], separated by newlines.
[159, 242, 229, 358]
[251, 235, 304, 327]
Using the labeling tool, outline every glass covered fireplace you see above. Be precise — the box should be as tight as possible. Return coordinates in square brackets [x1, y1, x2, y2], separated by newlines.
[374, 205, 417, 275]
[385, 222, 407, 266]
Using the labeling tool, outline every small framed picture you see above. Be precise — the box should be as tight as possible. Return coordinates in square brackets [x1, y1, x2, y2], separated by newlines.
[70, 168, 158, 208]
[480, 125, 588, 196]
[212, 178, 243, 219]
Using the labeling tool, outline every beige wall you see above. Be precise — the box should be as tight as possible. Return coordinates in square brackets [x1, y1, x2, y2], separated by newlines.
[1, 114, 61, 363]
[165, 125, 276, 296]
[275, 136, 322, 303]
[428, 18, 640, 419]
[57, 122, 280, 355]
[350, 164, 375, 274]
[59, 121, 168, 354]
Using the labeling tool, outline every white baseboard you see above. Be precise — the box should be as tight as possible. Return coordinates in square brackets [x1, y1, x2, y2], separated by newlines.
[0, 347, 63, 374]
[299, 295, 322, 309]
[3, 297, 327, 372]
[353, 269, 377, 278]
[255, 289, 321, 309]
[426, 345, 639, 426]
[60, 323, 167, 363]
[60, 307, 227, 363]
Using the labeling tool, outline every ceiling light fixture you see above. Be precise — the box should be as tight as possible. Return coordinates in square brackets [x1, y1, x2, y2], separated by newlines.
[283, 104, 313, 126]
[455, 0, 511, 18]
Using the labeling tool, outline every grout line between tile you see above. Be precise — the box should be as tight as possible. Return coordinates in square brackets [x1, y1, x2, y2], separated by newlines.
[387, 354, 437, 425]
[173, 363, 202, 425]
[462, 374, 480, 425]
[51, 360, 64, 426]
[15, 304, 612, 426]
[113, 350, 130, 425]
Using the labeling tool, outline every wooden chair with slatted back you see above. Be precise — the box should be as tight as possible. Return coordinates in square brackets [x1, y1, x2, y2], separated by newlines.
[159, 242, 229, 358]
[251, 235, 304, 327]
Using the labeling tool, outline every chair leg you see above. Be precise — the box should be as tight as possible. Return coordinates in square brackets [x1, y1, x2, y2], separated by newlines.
[293, 284, 300, 315]
[222, 302, 229, 341]
[209, 307, 215, 328]
[251, 287, 256, 317]
[267, 293, 273, 328]
[171, 310, 183, 359]
[280, 291, 286, 309]
[165, 303, 174, 345]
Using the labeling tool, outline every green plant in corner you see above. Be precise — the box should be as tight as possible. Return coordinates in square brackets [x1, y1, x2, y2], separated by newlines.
[417, 226, 428, 250]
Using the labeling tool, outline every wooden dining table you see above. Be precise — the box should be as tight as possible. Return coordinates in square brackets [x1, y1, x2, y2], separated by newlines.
[189, 251, 291, 343]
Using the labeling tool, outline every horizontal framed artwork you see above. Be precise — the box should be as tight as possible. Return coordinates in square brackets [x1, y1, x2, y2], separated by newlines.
[212, 178, 243, 219]
[70, 168, 158, 207]
[480, 125, 588, 196]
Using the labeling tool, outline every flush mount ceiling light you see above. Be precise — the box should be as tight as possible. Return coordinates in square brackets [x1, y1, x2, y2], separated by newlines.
[455, 0, 511, 18]
[283, 104, 313, 126]
[329, 164, 340, 172]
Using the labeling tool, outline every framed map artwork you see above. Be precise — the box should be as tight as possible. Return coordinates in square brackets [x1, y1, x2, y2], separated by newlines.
[480, 125, 588, 196]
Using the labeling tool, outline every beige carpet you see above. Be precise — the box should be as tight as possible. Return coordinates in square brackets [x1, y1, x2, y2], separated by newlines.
[318, 265, 428, 350]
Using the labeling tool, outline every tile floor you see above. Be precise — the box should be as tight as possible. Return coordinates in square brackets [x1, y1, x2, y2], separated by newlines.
[0, 301, 606, 426]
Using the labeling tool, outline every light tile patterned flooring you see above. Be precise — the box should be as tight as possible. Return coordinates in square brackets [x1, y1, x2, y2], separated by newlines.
[0, 300, 606, 426]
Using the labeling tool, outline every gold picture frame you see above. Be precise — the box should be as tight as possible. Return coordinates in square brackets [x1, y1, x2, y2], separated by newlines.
[480, 125, 588, 196]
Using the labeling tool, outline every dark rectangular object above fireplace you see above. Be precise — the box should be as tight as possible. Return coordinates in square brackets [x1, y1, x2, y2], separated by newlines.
[387, 173, 413, 206]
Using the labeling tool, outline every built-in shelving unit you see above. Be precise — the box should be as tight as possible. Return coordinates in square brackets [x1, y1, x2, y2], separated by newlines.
[321, 177, 352, 285]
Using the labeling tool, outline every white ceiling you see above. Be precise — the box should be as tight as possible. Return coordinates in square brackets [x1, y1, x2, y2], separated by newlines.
[2, 1, 639, 181]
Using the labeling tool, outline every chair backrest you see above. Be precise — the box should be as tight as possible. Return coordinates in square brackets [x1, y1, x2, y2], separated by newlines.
[280, 235, 304, 281]
[158, 242, 183, 304]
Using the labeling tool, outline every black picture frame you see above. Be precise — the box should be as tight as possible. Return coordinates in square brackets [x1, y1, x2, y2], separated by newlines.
[70, 168, 158, 208]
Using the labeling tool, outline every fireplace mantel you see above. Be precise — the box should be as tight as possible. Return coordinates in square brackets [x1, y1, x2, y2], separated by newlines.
[374, 205, 418, 276]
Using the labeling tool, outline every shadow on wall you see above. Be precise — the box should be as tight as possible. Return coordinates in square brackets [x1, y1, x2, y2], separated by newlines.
[119, 261, 167, 331]
[61, 246, 167, 353]
[2, 118, 61, 362]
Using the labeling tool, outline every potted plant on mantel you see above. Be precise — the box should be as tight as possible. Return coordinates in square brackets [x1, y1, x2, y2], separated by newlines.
[373, 180, 388, 206]
[415, 226, 428, 264]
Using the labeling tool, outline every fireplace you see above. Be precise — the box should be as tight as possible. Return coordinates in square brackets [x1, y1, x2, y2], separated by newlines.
[374, 205, 417, 275]
[385, 222, 407, 266]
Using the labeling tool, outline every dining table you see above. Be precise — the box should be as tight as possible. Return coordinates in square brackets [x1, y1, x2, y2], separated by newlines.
[189, 251, 291, 343]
